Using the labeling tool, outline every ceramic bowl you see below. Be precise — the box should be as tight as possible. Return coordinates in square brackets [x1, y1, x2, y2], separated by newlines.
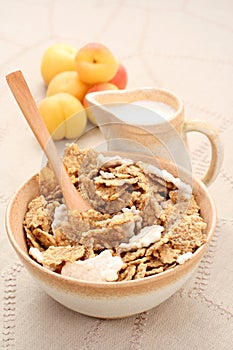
[5, 155, 216, 319]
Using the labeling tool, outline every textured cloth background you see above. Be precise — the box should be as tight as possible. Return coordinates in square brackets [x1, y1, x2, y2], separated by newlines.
[0, 1, 233, 349]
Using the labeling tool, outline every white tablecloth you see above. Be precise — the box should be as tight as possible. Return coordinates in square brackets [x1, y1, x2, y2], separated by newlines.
[1, 1, 233, 349]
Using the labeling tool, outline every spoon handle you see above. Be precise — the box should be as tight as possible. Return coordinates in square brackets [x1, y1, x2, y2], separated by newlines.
[6, 70, 90, 212]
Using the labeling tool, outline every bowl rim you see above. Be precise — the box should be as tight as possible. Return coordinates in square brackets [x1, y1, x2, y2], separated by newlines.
[5, 168, 217, 289]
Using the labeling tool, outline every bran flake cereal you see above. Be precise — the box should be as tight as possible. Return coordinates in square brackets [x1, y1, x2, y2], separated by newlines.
[24, 144, 207, 282]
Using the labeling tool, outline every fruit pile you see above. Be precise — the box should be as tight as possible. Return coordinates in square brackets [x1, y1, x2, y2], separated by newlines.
[39, 43, 128, 140]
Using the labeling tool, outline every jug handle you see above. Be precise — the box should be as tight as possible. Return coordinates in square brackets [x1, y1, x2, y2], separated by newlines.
[184, 120, 224, 186]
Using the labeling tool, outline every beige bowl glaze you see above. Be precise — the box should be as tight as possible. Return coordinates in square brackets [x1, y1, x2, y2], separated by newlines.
[5, 155, 216, 319]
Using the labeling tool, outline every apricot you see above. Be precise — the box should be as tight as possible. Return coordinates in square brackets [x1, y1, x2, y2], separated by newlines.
[109, 63, 128, 89]
[75, 43, 118, 84]
[41, 43, 77, 85]
[38, 93, 87, 140]
[46, 71, 89, 101]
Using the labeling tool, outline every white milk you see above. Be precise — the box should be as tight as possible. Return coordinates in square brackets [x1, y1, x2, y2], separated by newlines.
[106, 100, 175, 125]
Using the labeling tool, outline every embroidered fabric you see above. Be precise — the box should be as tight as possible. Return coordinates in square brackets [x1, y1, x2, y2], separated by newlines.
[1, 0, 233, 348]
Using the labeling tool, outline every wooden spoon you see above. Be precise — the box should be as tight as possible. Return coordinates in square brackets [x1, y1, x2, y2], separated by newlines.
[6, 70, 91, 213]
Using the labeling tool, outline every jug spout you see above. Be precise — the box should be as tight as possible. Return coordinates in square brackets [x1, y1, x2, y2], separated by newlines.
[85, 89, 127, 126]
